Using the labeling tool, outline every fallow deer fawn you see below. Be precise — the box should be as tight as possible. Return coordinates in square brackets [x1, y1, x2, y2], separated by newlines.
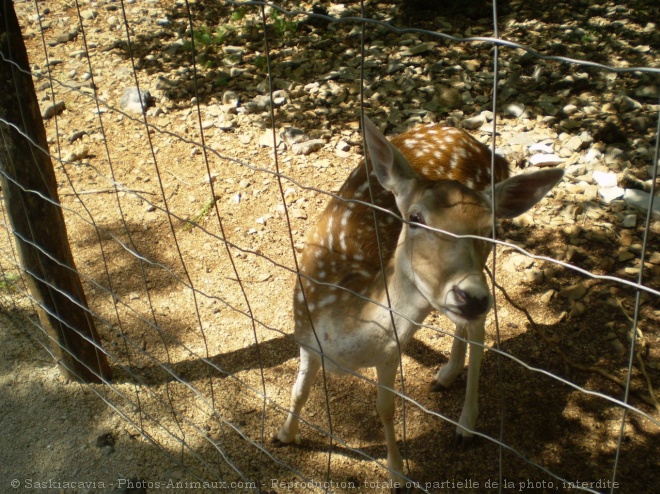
[275, 116, 563, 489]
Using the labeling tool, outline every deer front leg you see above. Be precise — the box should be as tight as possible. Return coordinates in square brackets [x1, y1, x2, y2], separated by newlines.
[376, 361, 406, 493]
[430, 324, 468, 391]
[454, 318, 485, 448]
[274, 347, 321, 446]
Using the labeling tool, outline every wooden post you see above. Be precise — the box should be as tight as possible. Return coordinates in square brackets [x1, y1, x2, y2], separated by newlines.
[0, 1, 111, 382]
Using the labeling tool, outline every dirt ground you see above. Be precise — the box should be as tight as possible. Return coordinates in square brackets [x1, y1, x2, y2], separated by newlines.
[1, 0, 659, 493]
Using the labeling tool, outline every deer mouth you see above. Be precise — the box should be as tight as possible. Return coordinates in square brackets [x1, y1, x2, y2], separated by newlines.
[443, 287, 491, 322]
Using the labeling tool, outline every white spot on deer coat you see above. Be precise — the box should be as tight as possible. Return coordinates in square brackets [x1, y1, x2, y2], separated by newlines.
[318, 294, 338, 309]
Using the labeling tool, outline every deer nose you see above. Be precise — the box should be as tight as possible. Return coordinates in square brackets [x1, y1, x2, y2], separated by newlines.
[452, 287, 490, 319]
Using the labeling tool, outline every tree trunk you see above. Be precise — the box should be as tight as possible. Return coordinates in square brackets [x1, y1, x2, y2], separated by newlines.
[0, 0, 111, 382]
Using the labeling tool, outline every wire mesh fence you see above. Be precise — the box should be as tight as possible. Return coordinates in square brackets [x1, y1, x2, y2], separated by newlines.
[1, 0, 659, 492]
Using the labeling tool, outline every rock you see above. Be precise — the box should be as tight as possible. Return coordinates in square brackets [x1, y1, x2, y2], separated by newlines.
[222, 91, 239, 107]
[559, 283, 588, 301]
[401, 42, 436, 56]
[615, 93, 642, 112]
[524, 268, 543, 283]
[598, 187, 624, 203]
[623, 189, 660, 218]
[529, 154, 564, 167]
[543, 267, 558, 280]
[634, 85, 659, 100]
[462, 92, 475, 105]
[222, 45, 245, 56]
[217, 114, 235, 130]
[582, 147, 602, 163]
[291, 139, 325, 155]
[570, 301, 586, 317]
[155, 75, 177, 89]
[564, 135, 584, 152]
[508, 133, 536, 146]
[290, 208, 307, 219]
[437, 87, 462, 108]
[385, 61, 405, 74]
[56, 30, 78, 44]
[503, 103, 525, 118]
[63, 144, 89, 162]
[283, 187, 297, 205]
[146, 107, 162, 118]
[272, 90, 288, 107]
[584, 185, 599, 201]
[618, 250, 635, 262]
[42, 101, 66, 119]
[259, 130, 281, 148]
[529, 142, 554, 154]
[245, 95, 271, 113]
[80, 8, 96, 20]
[540, 289, 555, 304]
[461, 115, 485, 130]
[611, 339, 626, 355]
[119, 87, 152, 114]
[621, 214, 636, 228]
[592, 171, 617, 187]
[630, 117, 651, 133]
[280, 127, 307, 146]
[68, 130, 87, 143]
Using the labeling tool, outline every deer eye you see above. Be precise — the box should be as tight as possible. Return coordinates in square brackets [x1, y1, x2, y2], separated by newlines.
[409, 212, 426, 226]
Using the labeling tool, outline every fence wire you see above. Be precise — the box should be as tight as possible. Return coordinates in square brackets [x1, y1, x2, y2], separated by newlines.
[1, 0, 659, 493]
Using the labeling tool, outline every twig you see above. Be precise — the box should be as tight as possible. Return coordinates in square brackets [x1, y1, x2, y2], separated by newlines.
[166, 170, 192, 186]
[60, 188, 157, 196]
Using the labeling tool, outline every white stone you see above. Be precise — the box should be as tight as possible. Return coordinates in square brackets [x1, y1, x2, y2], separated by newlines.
[529, 142, 554, 153]
[598, 186, 624, 203]
[529, 154, 564, 166]
[592, 171, 618, 187]
[624, 189, 660, 218]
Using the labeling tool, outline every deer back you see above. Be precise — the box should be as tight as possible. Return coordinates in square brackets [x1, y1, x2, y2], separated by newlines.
[294, 123, 509, 325]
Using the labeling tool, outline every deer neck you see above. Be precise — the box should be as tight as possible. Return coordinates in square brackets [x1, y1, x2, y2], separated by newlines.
[366, 245, 434, 347]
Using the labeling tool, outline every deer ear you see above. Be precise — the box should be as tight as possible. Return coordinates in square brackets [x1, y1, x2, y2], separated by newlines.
[362, 116, 419, 196]
[487, 168, 564, 219]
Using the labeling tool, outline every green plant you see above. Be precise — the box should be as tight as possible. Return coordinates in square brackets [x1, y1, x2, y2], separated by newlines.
[184, 25, 234, 51]
[0, 272, 19, 292]
[253, 55, 267, 72]
[270, 10, 298, 37]
[214, 74, 230, 88]
[581, 29, 598, 44]
[231, 7, 247, 21]
[185, 197, 218, 231]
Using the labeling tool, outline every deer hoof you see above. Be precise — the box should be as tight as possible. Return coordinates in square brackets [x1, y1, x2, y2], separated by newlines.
[453, 432, 475, 450]
[271, 434, 299, 448]
[428, 380, 448, 393]
[271, 435, 288, 448]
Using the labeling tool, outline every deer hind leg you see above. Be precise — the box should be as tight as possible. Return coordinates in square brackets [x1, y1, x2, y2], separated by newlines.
[274, 347, 321, 446]
[376, 361, 406, 492]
